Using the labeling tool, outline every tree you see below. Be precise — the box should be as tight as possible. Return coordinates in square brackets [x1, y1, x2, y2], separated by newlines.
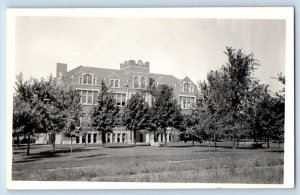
[122, 93, 151, 145]
[91, 81, 120, 146]
[151, 84, 183, 145]
[219, 47, 259, 149]
[38, 77, 68, 151]
[13, 74, 45, 155]
[63, 88, 82, 157]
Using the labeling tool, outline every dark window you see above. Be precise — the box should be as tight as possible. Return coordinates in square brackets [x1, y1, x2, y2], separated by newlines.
[88, 133, 91, 143]
[93, 134, 97, 143]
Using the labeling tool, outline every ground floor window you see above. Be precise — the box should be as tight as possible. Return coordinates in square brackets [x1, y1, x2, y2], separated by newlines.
[179, 96, 196, 109]
[112, 133, 116, 143]
[107, 133, 111, 143]
[122, 133, 126, 143]
[169, 133, 172, 142]
[82, 135, 86, 144]
[117, 133, 121, 143]
[88, 133, 91, 143]
[76, 136, 80, 144]
[93, 133, 97, 143]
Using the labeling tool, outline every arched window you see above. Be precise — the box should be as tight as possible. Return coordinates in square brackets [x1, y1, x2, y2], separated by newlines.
[183, 82, 191, 92]
[83, 74, 92, 85]
[141, 77, 146, 89]
[134, 76, 139, 89]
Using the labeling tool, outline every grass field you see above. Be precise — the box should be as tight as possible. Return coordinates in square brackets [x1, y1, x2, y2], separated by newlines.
[12, 142, 284, 183]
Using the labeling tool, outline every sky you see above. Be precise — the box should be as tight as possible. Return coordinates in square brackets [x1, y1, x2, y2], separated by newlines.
[15, 17, 286, 92]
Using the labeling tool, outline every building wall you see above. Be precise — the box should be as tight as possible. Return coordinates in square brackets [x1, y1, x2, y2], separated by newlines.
[35, 60, 196, 145]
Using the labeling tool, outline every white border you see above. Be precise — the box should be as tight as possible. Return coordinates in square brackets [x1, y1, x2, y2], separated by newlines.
[6, 7, 294, 190]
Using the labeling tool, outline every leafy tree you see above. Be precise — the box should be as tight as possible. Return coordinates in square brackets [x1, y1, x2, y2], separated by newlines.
[91, 81, 120, 146]
[13, 74, 45, 155]
[63, 88, 82, 157]
[219, 47, 259, 148]
[151, 84, 183, 145]
[122, 93, 151, 145]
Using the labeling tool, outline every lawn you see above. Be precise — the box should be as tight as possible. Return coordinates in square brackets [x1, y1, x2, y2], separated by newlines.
[12, 142, 284, 183]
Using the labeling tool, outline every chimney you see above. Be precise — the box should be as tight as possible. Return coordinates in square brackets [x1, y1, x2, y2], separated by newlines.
[56, 63, 67, 79]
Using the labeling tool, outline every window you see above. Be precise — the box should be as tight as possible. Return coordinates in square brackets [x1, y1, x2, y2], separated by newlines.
[169, 134, 172, 142]
[117, 133, 121, 143]
[134, 76, 139, 88]
[107, 133, 111, 143]
[115, 80, 119, 88]
[87, 91, 93, 104]
[141, 77, 146, 89]
[179, 96, 196, 109]
[183, 82, 191, 92]
[81, 90, 87, 104]
[110, 79, 114, 87]
[88, 133, 91, 143]
[109, 79, 120, 88]
[110, 93, 126, 107]
[93, 91, 98, 104]
[83, 74, 92, 85]
[122, 133, 126, 143]
[78, 90, 98, 105]
[93, 133, 97, 143]
[112, 133, 116, 143]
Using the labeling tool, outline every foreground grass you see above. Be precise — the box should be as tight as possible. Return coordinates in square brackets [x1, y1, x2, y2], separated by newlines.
[12, 142, 283, 183]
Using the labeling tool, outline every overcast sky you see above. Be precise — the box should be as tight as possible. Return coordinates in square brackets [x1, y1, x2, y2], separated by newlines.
[15, 17, 286, 92]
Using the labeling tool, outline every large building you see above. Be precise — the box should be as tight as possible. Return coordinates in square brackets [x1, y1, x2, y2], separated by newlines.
[36, 60, 198, 145]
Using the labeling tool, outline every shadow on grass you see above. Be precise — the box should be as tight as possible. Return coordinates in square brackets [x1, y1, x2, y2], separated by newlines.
[15, 148, 98, 162]
[265, 149, 284, 153]
[13, 159, 37, 163]
[76, 154, 107, 158]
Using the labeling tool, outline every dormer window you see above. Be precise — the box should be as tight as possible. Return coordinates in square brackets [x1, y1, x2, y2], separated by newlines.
[183, 82, 191, 92]
[83, 74, 92, 85]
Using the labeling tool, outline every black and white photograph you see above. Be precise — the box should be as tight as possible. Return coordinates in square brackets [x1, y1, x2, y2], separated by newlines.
[6, 8, 294, 189]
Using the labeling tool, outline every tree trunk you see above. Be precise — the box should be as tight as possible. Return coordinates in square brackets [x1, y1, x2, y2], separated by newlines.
[27, 133, 30, 155]
[70, 137, 73, 158]
[192, 137, 195, 147]
[164, 128, 167, 146]
[134, 130, 137, 145]
[52, 133, 56, 152]
[214, 133, 217, 148]
[232, 133, 236, 149]
[208, 135, 211, 152]
[17, 134, 20, 147]
[101, 131, 106, 147]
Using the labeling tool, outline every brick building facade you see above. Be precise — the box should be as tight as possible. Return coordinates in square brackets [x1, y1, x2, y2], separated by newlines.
[36, 60, 197, 145]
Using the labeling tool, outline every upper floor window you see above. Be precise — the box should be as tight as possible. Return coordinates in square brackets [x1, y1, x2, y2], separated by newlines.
[109, 79, 120, 88]
[141, 77, 146, 89]
[134, 76, 140, 89]
[83, 74, 92, 85]
[183, 82, 191, 92]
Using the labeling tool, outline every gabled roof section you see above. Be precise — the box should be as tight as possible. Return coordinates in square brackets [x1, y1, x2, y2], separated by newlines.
[178, 76, 196, 86]
[148, 73, 180, 85]
[67, 66, 120, 80]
